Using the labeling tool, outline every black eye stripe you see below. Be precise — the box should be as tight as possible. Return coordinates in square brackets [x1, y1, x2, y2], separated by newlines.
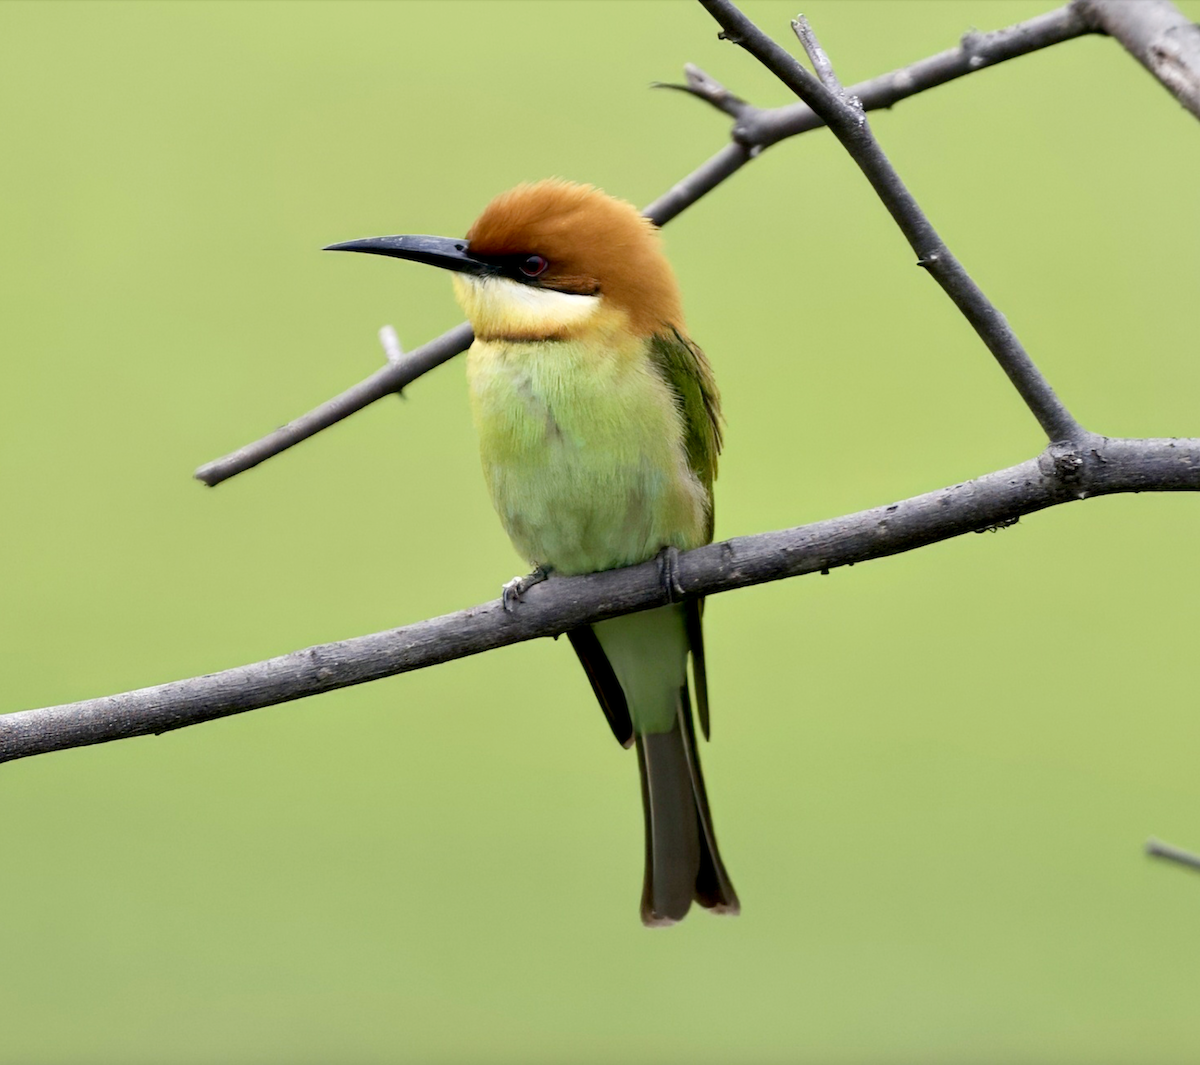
[470, 251, 554, 283]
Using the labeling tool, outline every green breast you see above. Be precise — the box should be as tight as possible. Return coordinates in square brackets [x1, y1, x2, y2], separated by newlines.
[466, 336, 709, 575]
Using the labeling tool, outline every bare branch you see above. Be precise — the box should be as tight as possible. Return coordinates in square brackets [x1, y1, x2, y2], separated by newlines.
[1075, 0, 1200, 121]
[196, 5, 1095, 487]
[640, 142, 752, 225]
[1146, 837, 1200, 872]
[7, 435, 1199, 765]
[193, 322, 474, 487]
[700, 0, 1083, 444]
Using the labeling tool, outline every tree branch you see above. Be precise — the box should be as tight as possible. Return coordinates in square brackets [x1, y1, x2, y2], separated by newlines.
[1075, 0, 1200, 121]
[701, 0, 1084, 444]
[6, 435, 1199, 765]
[195, 4, 1097, 487]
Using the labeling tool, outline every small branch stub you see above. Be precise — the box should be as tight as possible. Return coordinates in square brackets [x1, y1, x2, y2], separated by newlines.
[652, 63, 753, 119]
[792, 15, 844, 94]
[378, 325, 404, 366]
[379, 325, 407, 399]
[1146, 837, 1200, 873]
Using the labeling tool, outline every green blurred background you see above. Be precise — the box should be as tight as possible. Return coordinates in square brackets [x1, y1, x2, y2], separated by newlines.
[2, 1, 1199, 1061]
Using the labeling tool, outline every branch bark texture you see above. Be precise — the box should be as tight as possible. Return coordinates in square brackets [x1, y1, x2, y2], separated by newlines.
[1076, 0, 1200, 120]
[6, 435, 1198, 765]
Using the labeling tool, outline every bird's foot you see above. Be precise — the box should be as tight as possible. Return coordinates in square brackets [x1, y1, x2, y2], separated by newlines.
[656, 545, 686, 603]
[502, 566, 550, 614]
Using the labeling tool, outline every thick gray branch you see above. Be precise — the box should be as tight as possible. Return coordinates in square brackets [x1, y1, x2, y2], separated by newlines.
[1075, 0, 1200, 120]
[195, 5, 1095, 488]
[6, 435, 1198, 766]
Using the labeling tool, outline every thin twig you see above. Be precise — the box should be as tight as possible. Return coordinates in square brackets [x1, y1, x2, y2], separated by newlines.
[195, 4, 1097, 487]
[651, 63, 752, 119]
[6, 434, 1199, 765]
[1146, 837, 1200, 872]
[700, 0, 1084, 444]
[641, 142, 752, 225]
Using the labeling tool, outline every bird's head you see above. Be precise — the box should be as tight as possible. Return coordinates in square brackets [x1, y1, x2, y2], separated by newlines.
[326, 180, 683, 342]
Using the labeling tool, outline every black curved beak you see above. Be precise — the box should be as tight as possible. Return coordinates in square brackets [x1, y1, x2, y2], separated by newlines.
[322, 234, 496, 277]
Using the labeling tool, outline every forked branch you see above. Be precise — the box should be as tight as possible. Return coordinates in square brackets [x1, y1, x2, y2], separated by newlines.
[701, 0, 1083, 443]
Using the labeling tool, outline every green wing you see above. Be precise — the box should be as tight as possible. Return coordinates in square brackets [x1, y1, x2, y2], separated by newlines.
[648, 327, 722, 740]
[648, 327, 723, 540]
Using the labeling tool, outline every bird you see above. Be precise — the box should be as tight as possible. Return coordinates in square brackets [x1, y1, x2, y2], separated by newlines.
[326, 180, 738, 926]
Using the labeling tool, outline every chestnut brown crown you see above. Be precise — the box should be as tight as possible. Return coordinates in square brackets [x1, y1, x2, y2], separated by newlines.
[466, 180, 685, 337]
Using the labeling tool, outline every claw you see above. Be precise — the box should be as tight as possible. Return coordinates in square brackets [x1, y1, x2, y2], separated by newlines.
[502, 566, 549, 613]
[657, 545, 686, 602]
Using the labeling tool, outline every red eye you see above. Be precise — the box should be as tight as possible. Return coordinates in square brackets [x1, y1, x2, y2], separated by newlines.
[519, 254, 549, 278]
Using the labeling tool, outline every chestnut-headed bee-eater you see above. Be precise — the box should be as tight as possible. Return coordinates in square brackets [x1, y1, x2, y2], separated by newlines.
[327, 180, 738, 926]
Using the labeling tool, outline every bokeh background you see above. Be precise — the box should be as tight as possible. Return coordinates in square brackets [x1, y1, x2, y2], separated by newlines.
[2, 1, 1199, 1061]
